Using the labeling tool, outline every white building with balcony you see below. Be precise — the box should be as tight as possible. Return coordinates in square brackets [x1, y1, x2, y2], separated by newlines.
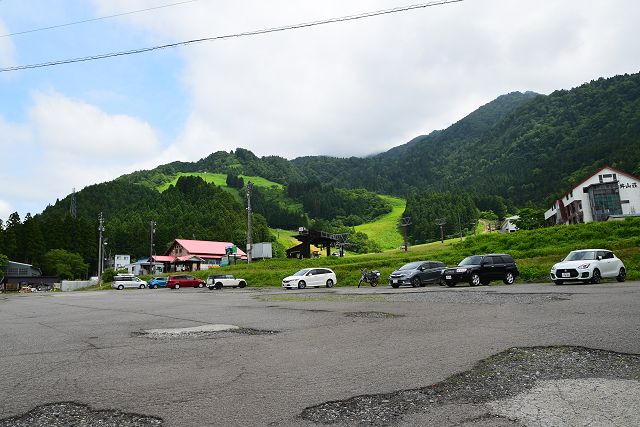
[544, 166, 640, 225]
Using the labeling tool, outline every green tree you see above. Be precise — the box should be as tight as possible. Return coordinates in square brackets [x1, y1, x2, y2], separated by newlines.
[4, 212, 21, 260]
[0, 253, 7, 278]
[513, 208, 546, 230]
[42, 249, 88, 280]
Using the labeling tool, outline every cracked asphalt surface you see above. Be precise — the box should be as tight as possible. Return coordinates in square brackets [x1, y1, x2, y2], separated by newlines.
[0, 282, 639, 426]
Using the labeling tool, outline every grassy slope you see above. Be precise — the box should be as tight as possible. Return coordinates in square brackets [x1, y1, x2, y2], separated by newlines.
[354, 195, 406, 250]
[135, 218, 640, 288]
[156, 172, 283, 192]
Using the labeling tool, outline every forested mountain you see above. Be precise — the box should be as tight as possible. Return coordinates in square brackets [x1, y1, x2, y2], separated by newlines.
[0, 177, 273, 275]
[117, 72, 640, 208]
[2, 72, 640, 273]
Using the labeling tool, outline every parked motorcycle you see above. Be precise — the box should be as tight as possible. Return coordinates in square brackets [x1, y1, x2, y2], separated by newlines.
[358, 268, 381, 287]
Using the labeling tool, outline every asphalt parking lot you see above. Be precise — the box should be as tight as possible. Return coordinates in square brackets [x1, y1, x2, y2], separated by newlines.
[1, 282, 639, 426]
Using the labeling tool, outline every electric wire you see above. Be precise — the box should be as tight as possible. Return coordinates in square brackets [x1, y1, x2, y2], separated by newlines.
[1, 0, 201, 38]
[0, 0, 463, 73]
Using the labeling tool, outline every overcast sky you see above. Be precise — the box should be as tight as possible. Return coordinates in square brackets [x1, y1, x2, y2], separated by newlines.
[1, 0, 639, 221]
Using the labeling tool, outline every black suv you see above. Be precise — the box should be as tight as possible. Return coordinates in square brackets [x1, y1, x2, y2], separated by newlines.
[388, 260, 446, 288]
[442, 254, 519, 287]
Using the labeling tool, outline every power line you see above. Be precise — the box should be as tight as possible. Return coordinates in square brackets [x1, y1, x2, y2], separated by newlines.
[0, 0, 464, 73]
[0, 0, 201, 38]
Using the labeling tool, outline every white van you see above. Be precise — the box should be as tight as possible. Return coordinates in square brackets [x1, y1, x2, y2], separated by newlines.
[112, 275, 147, 290]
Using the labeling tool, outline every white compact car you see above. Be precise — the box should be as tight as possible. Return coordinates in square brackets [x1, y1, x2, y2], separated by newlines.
[550, 249, 626, 285]
[282, 268, 336, 289]
[112, 275, 147, 290]
[207, 274, 247, 290]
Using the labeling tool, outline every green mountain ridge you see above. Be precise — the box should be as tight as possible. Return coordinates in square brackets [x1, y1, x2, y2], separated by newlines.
[3, 72, 640, 274]
[117, 72, 640, 208]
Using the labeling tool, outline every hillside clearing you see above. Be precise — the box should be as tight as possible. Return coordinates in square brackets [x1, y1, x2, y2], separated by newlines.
[156, 172, 283, 192]
[355, 195, 406, 250]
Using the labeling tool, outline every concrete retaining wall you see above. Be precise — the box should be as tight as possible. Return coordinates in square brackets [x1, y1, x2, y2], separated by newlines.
[60, 278, 98, 292]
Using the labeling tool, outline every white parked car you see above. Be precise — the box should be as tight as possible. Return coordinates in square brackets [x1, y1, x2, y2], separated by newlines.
[550, 249, 626, 285]
[207, 274, 247, 290]
[282, 268, 336, 289]
[112, 275, 147, 290]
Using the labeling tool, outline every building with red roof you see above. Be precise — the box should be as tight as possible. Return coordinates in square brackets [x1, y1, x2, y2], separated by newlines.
[151, 239, 247, 272]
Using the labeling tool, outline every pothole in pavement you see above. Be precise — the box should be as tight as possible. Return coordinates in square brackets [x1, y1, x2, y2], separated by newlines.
[300, 346, 640, 426]
[384, 292, 572, 305]
[134, 324, 277, 339]
[0, 402, 162, 426]
[344, 311, 403, 319]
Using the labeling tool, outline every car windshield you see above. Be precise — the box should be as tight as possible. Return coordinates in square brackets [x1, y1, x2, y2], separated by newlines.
[399, 262, 422, 271]
[293, 269, 311, 276]
[564, 251, 596, 261]
[459, 256, 483, 266]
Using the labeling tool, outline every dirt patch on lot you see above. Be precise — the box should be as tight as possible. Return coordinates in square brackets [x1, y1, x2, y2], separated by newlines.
[344, 311, 402, 319]
[0, 402, 162, 426]
[300, 346, 640, 425]
[134, 324, 277, 339]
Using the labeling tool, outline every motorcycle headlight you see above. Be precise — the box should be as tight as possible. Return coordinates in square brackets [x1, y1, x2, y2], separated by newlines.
[578, 264, 590, 269]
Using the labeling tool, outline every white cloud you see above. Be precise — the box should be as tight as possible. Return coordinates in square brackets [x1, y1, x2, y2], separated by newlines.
[92, 0, 640, 159]
[3, 0, 640, 220]
[0, 200, 13, 222]
[0, 93, 163, 220]
[0, 20, 16, 69]
[29, 91, 159, 162]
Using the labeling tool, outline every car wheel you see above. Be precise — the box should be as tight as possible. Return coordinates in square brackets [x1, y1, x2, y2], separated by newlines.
[238, 281, 247, 288]
[617, 268, 626, 282]
[197, 282, 204, 288]
[469, 273, 481, 287]
[215, 282, 223, 290]
[553, 280, 563, 285]
[411, 277, 421, 288]
[298, 281, 306, 289]
[139, 284, 146, 289]
[326, 279, 334, 288]
[117, 285, 124, 290]
[446, 281, 455, 287]
[590, 269, 601, 284]
[175, 284, 180, 290]
[438, 278, 446, 287]
[503, 272, 515, 285]
[391, 283, 400, 288]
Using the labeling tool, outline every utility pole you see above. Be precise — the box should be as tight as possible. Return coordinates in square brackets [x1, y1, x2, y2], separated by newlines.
[149, 221, 156, 275]
[435, 218, 446, 243]
[97, 212, 104, 279]
[400, 217, 411, 251]
[246, 182, 254, 264]
[458, 212, 463, 241]
[70, 188, 77, 219]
